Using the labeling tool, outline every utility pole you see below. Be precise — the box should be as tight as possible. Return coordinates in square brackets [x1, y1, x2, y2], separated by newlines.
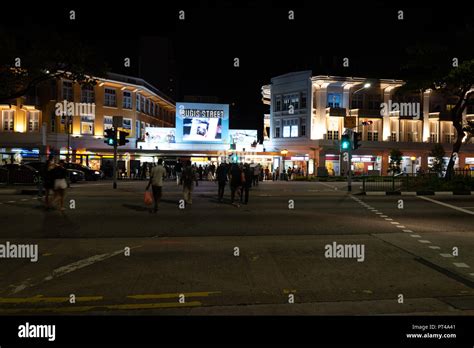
[113, 127, 118, 189]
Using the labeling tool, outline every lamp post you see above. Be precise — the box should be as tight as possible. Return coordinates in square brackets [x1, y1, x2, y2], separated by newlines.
[410, 156, 416, 176]
[281, 149, 288, 180]
[346, 82, 371, 192]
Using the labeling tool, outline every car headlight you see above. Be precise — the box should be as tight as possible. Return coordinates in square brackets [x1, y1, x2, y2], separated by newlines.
[94, 171, 100, 174]
[72, 172, 77, 175]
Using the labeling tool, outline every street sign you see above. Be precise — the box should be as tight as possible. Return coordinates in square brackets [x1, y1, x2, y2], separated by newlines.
[113, 116, 123, 128]
[344, 116, 356, 129]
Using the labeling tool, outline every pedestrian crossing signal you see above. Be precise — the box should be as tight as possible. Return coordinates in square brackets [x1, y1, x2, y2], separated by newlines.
[341, 134, 351, 150]
[118, 130, 130, 146]
[104, 128, 116, 146]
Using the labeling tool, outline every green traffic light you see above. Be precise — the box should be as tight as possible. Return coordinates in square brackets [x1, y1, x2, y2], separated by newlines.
[341, 141, 350, 149]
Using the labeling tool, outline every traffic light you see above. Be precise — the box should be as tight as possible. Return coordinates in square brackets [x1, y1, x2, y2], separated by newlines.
[118, 130, 130, 146]
[340, 134, 351, 150]
[353, 132, 362, 150]
[104, 128, 116, 146]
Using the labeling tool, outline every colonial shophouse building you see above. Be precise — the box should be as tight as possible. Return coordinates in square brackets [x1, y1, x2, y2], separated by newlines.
[262, 71, 474, 176]
[0, 72, 175, 170]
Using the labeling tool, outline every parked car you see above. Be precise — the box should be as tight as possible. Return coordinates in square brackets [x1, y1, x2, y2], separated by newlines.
[63, 162, 103, 181]
[25, 161, 86, 183]
[2, 163, 41, 184]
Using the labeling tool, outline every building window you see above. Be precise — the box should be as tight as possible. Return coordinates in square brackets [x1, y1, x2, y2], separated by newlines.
[27, 111, 40, 132]
[429, 122, 438, 143]
[104, 116, 113, 131]
[300, 118, 306, 136]
[123, 118, 132, 131]
[144, 99, 149, 114]
[301, 92, 307, 109]
[327, 93, 342, 108]
[326, 130, 339, 140]
[104, 88, 117, 107]
[81, 85, 95, 103]
[2, 110, 14, 131]
[367, 132, 378, 141]
[291, 94, 299, 110]
[444, 134, 454, 143]
[81, 116, 94, 135]
[275, 96, 282, 112]
[368, 95, 381, 110]
[275, 127, 280, 138]
[136, 120, 140, 139]
[282, 119, 299, 137]
[351, 94, 363, 109]
[283, 95, 291, 111]
[151, 102, 155, 116]
[123, 91, 132, 109]
[390, 132, 397, 141]
[136, 94, 141, 111]
[51, 112, 56, 133]
[62, 81, 74, 101]
[140, 96, 145, 113]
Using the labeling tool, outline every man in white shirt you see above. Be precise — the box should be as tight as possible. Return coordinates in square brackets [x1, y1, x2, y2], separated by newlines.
[146, 158, 166, 213]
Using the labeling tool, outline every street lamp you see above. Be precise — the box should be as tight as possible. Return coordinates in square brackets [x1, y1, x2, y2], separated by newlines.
[345, 82, 371, 192]
[410, 156, 416, 176]
[281, 149, 288, 180]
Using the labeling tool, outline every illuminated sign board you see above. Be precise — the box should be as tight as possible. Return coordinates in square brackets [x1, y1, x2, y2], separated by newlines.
[176, 102, 229, 143]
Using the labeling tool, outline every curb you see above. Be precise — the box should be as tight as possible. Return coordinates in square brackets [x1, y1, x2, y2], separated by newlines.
[362, 191, 474, 196]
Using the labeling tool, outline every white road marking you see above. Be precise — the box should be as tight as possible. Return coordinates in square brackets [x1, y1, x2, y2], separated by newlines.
[390, 221, 399, 224]
[418, 240, 431, 244]
[380, 215, 388, 218]
[410, 235, 421, 238]
[396, 225, 406, 228]
[440, 253, 454, 258]
[8, 246, 142, 294]
[385, 218, 393, 221]
[429, 246, 441, 250]
[418, 196, 474, 215]
[20, 198, 28, 201]
[403, 230, 413, 233]
[375, 212, 383, 215]
[453, 263, 470, 268]
[7, 201, 15, 203]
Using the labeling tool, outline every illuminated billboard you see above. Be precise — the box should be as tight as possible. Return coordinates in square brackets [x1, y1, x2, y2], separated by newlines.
[176, 102, 229, 143]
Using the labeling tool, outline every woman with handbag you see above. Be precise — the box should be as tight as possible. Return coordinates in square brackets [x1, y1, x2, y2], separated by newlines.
[51, 160, 68, 211]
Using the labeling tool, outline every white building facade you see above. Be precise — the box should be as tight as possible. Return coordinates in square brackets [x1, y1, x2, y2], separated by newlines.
[262, 71, 474, 176]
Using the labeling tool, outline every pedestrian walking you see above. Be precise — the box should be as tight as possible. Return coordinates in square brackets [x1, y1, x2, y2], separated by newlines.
[146, 158, 166, 213]
[241, 163, 253, 204]
[175, 160, 183, 186]
[182, 160, 198, 205]
[216, 162, 229, 202]
[43, 156, 55, 210]
[229, 163, 243, 206]
[51, 160, 68, 211]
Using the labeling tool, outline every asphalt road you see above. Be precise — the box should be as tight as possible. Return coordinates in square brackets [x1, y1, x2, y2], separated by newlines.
[0, 179, 473, 315]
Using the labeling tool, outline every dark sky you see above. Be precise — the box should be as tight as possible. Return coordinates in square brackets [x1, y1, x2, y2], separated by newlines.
[2, 1, 474, 136]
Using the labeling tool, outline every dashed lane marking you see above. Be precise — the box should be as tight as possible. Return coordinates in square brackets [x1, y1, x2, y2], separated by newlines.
[453, 263, 470, 268]
[440, 253, 454, 258]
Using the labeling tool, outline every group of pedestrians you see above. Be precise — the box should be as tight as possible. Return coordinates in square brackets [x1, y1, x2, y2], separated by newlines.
[145, 160, 262, 212]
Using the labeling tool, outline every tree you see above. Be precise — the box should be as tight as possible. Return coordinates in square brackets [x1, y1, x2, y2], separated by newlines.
[429, 144, 445, 176]
[388, 149, 403, 175]
[0, 28, 108, 104]
[400, 37, 474, 180]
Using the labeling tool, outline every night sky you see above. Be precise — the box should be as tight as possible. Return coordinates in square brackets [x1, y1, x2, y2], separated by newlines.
[2, 1, 474, 137]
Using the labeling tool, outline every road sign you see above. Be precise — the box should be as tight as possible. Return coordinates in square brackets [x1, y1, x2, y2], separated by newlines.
[344, 116, 356, 129]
